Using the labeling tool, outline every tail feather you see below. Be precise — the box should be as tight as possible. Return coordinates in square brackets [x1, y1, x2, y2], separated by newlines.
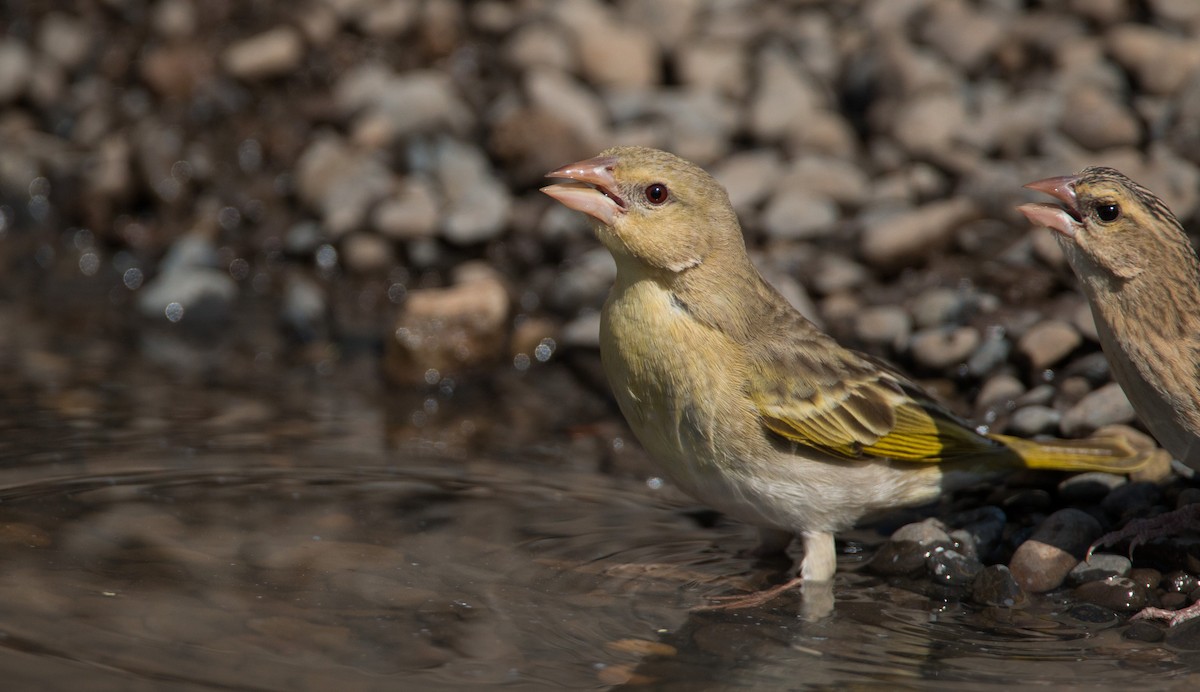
[988, 433, 1150, 473]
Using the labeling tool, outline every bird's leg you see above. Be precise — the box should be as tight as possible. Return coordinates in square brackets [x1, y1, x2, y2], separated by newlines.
[1131, 600, 1200, 627]
[693, 531, 835, 611]
[1088, 504, 1200, 560]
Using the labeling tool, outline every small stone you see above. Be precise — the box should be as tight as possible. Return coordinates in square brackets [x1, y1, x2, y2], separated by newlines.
[869, 518, 954, 577]
[433, 138, 513, 245]
[927, 548, 983, 587]
[573, 20, 659, 89]
[910, 326, 981, 370]
[1018, 319, 1082, 370]
[761, 190, 838, 240]
[1107, 25, 1200, 96]
[910, 287, 967, 329]
[1073, 577, 1148, 612]
[340, 232, 394, 274]
[1100, 481, 1162, 522]
[137, 267, 237, 324]
[295, 134, 395, 237]
[966, 332, 1011, 377]
[860, 199, 978, 270]
[854, 305, 911, 350]
[971, 565, 1027, 608]
[1009, 508, 1103, 593]
[748, 44, 822, 142]
[677, 39, 748, 98]
[373, 178, 439, 240]
[505, 21, 576, 72]
[949, 506, 1007, 561]
[0, 39, 33, 103]
[1123, 621, 1166, 643]
[1008, 405, 1061, 436]
[281, 273, 326, 342]
[893, 90, 968, 159]
[336, 66, 473, 144]
[810, 255, 868, 295]
[1069, 554, 1132, 584]
[1057, 471, 1126, 503]
[152, 0, 197, 38]
[222, 27, 305, 80]
[1130, 567, 1164, 591]
[711, 149, 784, 214]
[1060, 85, 1141, 150]
[1060, 383, 1136, 436]
[37, 12, 93, 70]
[977, 374, 1026, 410]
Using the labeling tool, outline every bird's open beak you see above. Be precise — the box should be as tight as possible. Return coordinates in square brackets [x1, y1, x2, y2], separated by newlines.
[1017, 175, 1082, 239]
[541, 155, 626, 226]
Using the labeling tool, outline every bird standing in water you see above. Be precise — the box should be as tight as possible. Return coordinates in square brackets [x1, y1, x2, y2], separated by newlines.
[544, 146, 1147, 609]
[1020, 167, 1200, 626]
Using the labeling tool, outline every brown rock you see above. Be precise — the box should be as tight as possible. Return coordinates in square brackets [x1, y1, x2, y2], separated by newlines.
[1009, 508, 1103, 593]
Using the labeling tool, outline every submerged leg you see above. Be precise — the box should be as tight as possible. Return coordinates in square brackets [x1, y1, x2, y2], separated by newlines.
[693, 530, 836, 611]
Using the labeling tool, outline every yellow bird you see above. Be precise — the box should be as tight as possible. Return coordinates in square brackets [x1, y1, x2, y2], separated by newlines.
[543, 146, 1147, 608]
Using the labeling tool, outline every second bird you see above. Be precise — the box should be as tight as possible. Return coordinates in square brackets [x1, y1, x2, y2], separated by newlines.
[543, 146, 1146, 607]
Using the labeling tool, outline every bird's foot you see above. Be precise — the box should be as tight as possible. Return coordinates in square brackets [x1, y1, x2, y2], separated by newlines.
[1087, 504, 1200, 560]
[691, 575, 806, 612]
[1131, 600, 1200, 627]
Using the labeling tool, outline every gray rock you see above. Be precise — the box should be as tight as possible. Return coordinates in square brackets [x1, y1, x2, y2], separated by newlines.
[778, 156, 870, 207]
[711, 149, 784, 214]
[1008, 405, 1061, 436]
[1107, 24, 1200, 96]
[222, 27, 305, 80]
[1009, 508, 1103, 593]
[910, 326, 981, 370]
[860, 198, 976, 270]
[1018, 319, 1082, 370]
[504, 21, 576, 72]
[138, 266, 237, 323]
[567, 10, 659, 89]
[1060, 382, 1136, 436]
[911, 287, 967, 328]
[152, 0, 197, 39]
[340, 232, 394, 274]
[295, 134, 395, 236]
[525, 67, 608, 151]
[1058, 471, 1126, 503]
[966, 331, 1011, 377]
[893, 90, 968, 159]
[854, 305, 911, 350]
[976, 374, 1026, 410]
[336, 66, 473, 144]
[810, 255, 868, 295]
[432, 138, 512, 245]
[547, 247, 616, 314]
[373, 177, 439, 240]
[1060, 85, 1141, 150]
[749, 44, 822, 142]
[761, 190, 838, 240]
[281, 272, 326, 342]
[1100, 481, 1163, 522]
[1069, 554, 1132, 585]
[677, 39, 749, 98]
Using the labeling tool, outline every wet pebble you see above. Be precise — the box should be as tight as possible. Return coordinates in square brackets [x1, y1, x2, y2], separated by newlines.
[1073, 577, 1148, 612]
[870, 518, 954, 577]
[927, 547, 983, 587]
[1057, 471, 1126, 504]
[976, 374, 1025, 410]
[1100, 481, 1162, 523]
[853, 305, 911, 350]
[1163, 570, 1199, 594]
[222, 27, 305, 80]
[1069, 554, 1131, 585]
[1007, 405, 1060, 436]
[971, 564, 1027, 608]
[948, 506, 1007, 561]
[1009, 508, 1103, 593]
[1123, 620, 1166, 643]
[373, 178, 440, 240]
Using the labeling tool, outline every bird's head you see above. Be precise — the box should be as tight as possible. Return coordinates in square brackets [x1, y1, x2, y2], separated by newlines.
[541, 146, 742, 274]
[1018, 166, 1188, 281]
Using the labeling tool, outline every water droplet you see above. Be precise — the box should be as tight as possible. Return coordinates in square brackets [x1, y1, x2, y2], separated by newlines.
[165, 302, 185, 322]
[73, 228, 94, 250]
[424, 398, 438, 414]
[534, 338, 556, 362]
[646, 477, 663, 490]
[387, 282, 407, 303]
[513, 353, 531, 371]
[228, 257, 250, 280]
[217, 206, 241, 231]
[238, 138, 263, 172]
[171, 159, 193, 182]
[315, 244, 338, 271]
[424, 368, 440, 385]
[612, 437, 624, 451]
[78, 252, 100, 276]
[28, 176, 50, 198]
[122, 267, 144, 290]
[28, 195, 49, 223]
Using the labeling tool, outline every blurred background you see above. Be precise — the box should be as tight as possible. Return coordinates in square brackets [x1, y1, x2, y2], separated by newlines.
[5, 0, 1200, 442]
[5, 1, 1200, 687]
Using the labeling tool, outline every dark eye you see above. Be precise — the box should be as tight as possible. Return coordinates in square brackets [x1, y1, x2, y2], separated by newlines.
[645, 183, 669, 205]
[1096, 203, 1121, 222]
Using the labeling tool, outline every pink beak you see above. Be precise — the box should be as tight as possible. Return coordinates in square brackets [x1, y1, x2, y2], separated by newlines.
[1017, 175, 1082, 238]
[541, 155, 625, 226]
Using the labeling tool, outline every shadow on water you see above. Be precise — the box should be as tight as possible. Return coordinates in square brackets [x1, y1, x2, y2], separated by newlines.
[3, 302, 1200, 690]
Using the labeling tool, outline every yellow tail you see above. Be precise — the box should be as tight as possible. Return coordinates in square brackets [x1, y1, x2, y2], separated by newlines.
[989, 433, 1150, 473]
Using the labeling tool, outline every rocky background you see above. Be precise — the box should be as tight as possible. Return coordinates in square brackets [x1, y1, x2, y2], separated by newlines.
[4, 0, 1200, 619]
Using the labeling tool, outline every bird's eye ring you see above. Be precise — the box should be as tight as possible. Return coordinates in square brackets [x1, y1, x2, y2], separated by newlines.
[645, 183, 669, 205]
[1096, 203, 1121, 223]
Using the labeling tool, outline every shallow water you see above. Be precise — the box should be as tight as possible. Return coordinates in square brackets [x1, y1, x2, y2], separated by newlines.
[3, 304, 1200, 690]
